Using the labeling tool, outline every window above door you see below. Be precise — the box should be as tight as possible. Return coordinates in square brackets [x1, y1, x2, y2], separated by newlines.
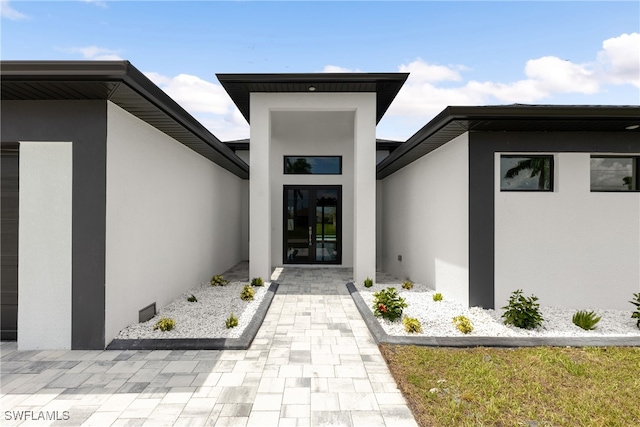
[284, 156, 342, 175]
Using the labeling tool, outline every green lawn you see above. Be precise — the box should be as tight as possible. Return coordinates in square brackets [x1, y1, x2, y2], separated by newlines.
[380, 345, 640, 427]
[316, 223, 336, 236]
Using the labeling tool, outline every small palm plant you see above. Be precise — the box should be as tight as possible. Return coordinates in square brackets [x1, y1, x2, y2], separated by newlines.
[572, 310, 601, 331]
[225, 313, 238, 329]
[630, 293, 640, 329]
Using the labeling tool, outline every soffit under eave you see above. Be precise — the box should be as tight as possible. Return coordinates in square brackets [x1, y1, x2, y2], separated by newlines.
[217, 74, 408, 125]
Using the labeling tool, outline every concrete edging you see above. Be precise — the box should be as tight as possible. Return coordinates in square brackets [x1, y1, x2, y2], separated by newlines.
[346, 282, 640, 347]
[106, 282, 279, 351]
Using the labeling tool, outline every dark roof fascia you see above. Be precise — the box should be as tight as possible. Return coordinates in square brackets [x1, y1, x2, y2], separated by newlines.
[376, 105, 640, 179]
[1, 61, 249, 179]
[216, 72, 408, 84]
[0, 60, 130, 80]
[216, 72, 409, 124]
[224, 140, 250, 151]
[223, 138, 404, 152]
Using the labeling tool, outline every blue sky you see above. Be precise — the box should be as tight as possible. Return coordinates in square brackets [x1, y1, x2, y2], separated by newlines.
[2, 1, 639, 141]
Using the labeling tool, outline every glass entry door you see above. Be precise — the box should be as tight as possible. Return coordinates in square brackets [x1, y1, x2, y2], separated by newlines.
[284, 185, 341, 264]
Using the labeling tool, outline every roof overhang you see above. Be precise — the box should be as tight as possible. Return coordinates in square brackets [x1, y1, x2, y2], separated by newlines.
[377, 104, 640, 179]
[216, 72, 408, 124]
[1, 60, 248, 179]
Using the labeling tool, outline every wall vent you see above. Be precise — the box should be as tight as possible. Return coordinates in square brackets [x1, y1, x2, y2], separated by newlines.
[139, 303, 156, 323]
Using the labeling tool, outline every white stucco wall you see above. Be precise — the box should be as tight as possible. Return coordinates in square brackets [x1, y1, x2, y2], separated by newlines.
[495, 152, 640, 310]
[105, 102, 244, 343]
[269, 109, 355, 267]
[380, 133, 470, 303]
[248, 92, 377, 280]
[18, 141, 73, 350]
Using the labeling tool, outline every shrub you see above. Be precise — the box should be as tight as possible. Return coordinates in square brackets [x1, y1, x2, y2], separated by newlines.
[402, 280, 414, 290]
[225, 313, 238, 329]
[210, 275, 228, 286]
[153, 317, 175, 332]
[251, 277, 264, 287]
[452, 316, 473, 334]
[501, 289, 544, 330]
[630, 293, 640, 329]
[433, 293, 443, 302]
[572, 310, 601, 330]
[240, 285, 255, 301]
[403, 317, 423, 333]
[364, 277, 373, 288]
[187, 294, 197, 303]
[373, 287, 407, 321]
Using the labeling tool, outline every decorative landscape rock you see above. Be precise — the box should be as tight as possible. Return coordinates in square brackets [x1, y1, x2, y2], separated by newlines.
[115, 280, 268, 339]
[357, 281, 640, 338]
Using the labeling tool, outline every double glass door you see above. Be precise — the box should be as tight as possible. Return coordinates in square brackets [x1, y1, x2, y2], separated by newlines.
[284, 186, 341, 264]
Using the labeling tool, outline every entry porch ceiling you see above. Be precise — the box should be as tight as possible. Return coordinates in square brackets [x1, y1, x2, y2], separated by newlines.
[216, 73, 408, 124]
[1, 60, 248, 179]
[377, 105, 640, 179]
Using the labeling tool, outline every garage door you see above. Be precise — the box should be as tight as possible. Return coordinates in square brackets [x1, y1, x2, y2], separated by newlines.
[1, 143, 18, 340]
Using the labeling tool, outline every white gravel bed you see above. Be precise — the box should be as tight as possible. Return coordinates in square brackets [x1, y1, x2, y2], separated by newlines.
[116, 281, 268, 339]
[356, 282, 640, 338]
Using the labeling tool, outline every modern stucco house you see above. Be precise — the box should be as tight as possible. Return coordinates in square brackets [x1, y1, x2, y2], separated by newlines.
[1, 60, 638, 350]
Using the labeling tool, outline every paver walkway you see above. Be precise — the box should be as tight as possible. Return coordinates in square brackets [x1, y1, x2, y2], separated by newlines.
[1, 265, 417, 426]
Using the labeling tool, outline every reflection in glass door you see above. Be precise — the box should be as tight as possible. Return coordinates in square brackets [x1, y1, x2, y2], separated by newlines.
[284, 186, 341, 264]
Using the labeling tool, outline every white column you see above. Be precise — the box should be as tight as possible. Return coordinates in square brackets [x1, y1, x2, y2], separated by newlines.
[18, 141, 73, 350]
[249, 94, 272, 281]
[353, 97, 377, 283]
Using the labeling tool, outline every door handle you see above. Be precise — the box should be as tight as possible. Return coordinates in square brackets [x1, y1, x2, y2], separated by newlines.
[309, 226, 312, 246]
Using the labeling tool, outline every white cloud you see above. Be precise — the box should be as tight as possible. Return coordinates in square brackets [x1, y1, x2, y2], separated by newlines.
[1, 0, 28, 20]
[146, 73, 231, 115]
[386, 32, 640, 119]
[145, 72, 249, 141]
[70, 46, 123, 60]
[322, 65, 361, 73]
[524, 56, 599, 94]
[597, 33, 640, 88]
[81, 0, 108, 7]
[398, 59, 464, 83]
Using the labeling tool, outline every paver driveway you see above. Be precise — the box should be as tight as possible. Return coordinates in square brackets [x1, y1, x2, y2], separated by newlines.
[1, 265, 417, 426]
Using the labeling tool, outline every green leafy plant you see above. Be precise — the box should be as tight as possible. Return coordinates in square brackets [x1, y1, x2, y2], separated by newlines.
[572, 310, 601, 330]
[187, 294, 197, 303]
[153, 317, 175, 332]
[433, 293, 443, 302]
[403, 317, 423, 333]
[225, 313, 238, 329]
[210, 275, 228, 286]
[630, 293, 640, 329]
[373, 287, 407, 321]
[402, 280, 414, 290]
[501, 289, 544, 330]
[452, 316, 473, 334]
[251, 277, 264, 287]
[364, 277, 373, 288]
[240, 285, 255, 301]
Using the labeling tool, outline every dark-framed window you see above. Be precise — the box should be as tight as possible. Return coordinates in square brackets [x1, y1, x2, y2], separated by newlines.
[500, 155, 554, 191]
[284, 156, 342, 175]
[590, 156, 639, 192]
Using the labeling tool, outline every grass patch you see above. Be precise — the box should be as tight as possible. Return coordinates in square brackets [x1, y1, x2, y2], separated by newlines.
[380, 345, 640, 427]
